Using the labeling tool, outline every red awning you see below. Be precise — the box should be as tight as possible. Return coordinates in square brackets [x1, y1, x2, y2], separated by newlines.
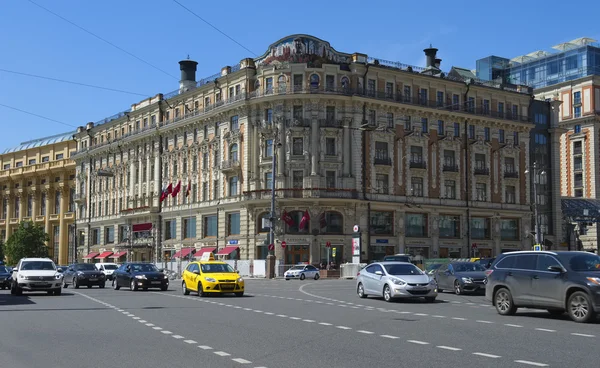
[83, 252, 100, 259]
[110, 251, 127, 259]
[194, 247, 216, 258]
[97, 251, 113, 259]
[215, 246, 239, 256]
[132, 223, 152, 232]
[173, 247, 193, 258]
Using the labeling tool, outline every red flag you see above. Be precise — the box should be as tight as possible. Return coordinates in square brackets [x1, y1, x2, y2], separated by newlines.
[186, 180, 191, 197]
[160, 183, 172, 202]
[299, 210, 310, 230]
[281, 210, 294, 226]
[171, 180, 181, 197]
[319, 212, 327, 228]
[166, 183, 173, 194]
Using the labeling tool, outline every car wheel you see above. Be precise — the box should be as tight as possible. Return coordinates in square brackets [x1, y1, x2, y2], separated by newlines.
[13, 286, 22, 296]
[47, 291, 53, 295]
[62, 279, 68, 288]
[235, 292, 244, 297]
[161, 285, 168, 291]
[99, 283, 105, 289]
[73, 278, 79, 289]
[10, 284, 16, 295]
[454, 280, 462, 295]
[285, 278, 289, 281]
[568, 291, 596, 323]
[314, 273, 320, 280]
[182, 282, 190, 295]
[494, 287, 517, 315]
[383, 285, 392, 302]
[300, 273, 306, 280]
[130, 279, 138, 291]
[197, 282, 206, 297]
[424, 297, 436, 303]
[357, 283, 367, 298]
[54, 288, 62, 296]
[112, 279, 120, 290]
[1, 286, 4, 290]
[547, 308, 564, 316]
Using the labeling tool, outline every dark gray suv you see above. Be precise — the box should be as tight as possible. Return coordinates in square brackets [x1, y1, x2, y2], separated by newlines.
[485, 251, 600, 323]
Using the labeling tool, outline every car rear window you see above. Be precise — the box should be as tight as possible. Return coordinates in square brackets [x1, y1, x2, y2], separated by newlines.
[569, 253, 600, 272]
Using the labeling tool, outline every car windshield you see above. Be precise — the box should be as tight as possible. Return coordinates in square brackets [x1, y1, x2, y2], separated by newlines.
[453, 263, 486, 272]
[103, 265, 118, 270]
[75, 264, 97, 271]
[384, 264, 423, 276]
[569, 254, 600, 272]
[131, 264, 159, 273]
[0, 266, 8, 273]
[21, 261, 56, 271]
[201, 263, 235, 273]
[289, 266, 305, 270]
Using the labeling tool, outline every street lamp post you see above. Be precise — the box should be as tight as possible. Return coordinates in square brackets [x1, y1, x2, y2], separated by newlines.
[525, 162, 546, 248]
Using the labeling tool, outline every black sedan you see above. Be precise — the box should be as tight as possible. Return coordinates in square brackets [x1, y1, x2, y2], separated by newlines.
[0, 265, 12, 290]
[63, 263, 106, 289]
[434, 262, 487, 295]
[112, 263, 169, 291]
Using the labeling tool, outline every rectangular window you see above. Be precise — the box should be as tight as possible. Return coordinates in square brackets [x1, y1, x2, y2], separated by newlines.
[512, 105, 518, 119]
[513, 131, 519, 144]
[500, 219, 519, 240]
[437, 120, 444, 135]
[498, 102, 504, 117]
[293, 105, 303, 120]
[265, 139, 273, 157]
[204, 215, 218, 237]
[385, 82, 394, 98]
[387, 113, 394, 128]
[421, 118, 428, 133]
[484, 127, 490, 141]
[213, 179, 219, 199]
[499, 129, 505, 143]
[104, 227, 114, 244]
[325, 138, 336, 156]
[92, 228, 100, 245]
[574, 125, 581, 134]
[476, 183, 487, 201]
[404, 86, 411, 102]
[325, 75, 335, 91]
[406, 213, 427, 237]
[467, 97, 475, 112]
[27, 195, 33, 217]
[325, 171, 336, 188]
[439, 215, 460, 238]
[265, 108, 273, 124]
[55, 153, 64, 160]
[471, 217, 490, 239]
[505, 185, 516, 204]
[54, 190, 61, 214]
[367, 79, 376, 96]
[573, 91, 581, 105]
[264, 172, 273, 190]
[164, 219, 176, 240]
[454, 122, 460, 137]
[292, 138, 303, 155]
[375, 174, 389, 194]
[483, 99, 490, 114]
[265, 77, 273, 94]
[574, 106, 581, 118]
[292, 171, 303, 189]
[229, 176, 238, 196]
[436, 91, 444, 107]
[419, 88, 427, 105]
[452, 94, 459, 110]
[202, 182, 208, 201]
[468, 125, 475, 139]
[183, 217, 197, 238]
[505, 157, 515, 174]
[42, 156, 49, 162]
[411, 177, 423, 197]
[227, 213, 240, 235]
[369, 110, 376, 124]
[370, 211, 393, 235]
[444, 180, 456, 199]
[230, 115, 239, 131]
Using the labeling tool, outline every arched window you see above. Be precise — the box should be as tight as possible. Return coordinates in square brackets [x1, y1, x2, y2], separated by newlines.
[257, 212, 270, 233]
[278, 75, 287, 93]
[341, 76, 350, 91]
[320, 211, 344, 234]
[229, 143, 238, 162]
[286, 210, 307, 234]
[310, 74, 320, 91]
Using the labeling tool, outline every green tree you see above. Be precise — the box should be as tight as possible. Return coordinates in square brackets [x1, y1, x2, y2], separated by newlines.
[5, 221, 49, 264]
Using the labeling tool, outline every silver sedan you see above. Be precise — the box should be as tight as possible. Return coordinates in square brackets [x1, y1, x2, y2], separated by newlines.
[356, 262, 438, 303]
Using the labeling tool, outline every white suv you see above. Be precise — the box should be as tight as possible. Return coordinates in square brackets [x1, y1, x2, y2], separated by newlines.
[95, 263, 119, 280]
[11, 258, 63, 296]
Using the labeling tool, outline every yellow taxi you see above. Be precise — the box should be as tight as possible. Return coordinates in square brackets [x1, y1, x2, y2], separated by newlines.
[181, 253, 244, 297]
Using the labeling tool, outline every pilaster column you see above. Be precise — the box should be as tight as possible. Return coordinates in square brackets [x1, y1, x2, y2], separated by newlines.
[129, 159, 136, 203]
[154, 154, 160, 206]
[343, 125, 351, 176]
[138, 157, 143, 198]
[146, 155, 152, 199]
[31, 192, 37, 220]
[58, 187, 67, 264]
[277, 120, 284, 177]
[44, 190, 51, 248]
[5, 195, 11, 236]
[311, 117, 319, 176]
[18, 193, 25, 221]
[253, 123, 259, 181]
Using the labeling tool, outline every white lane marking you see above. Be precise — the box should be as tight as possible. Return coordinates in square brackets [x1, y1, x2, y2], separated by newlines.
[243, 308, 252, 311]
[514, 360, 549, 367]
[132, 317, 141, 320]
[289, 317, 301, 320]
[476, 320, 494, 324]
[407, 340, 429, 345]
[571, 333, 595, 337]
[357, 330, 374, 334]
[432, 315, 446, 318]
[264, 312, 274, 315]
[452, 317, 466, 321]
[231, 358, 252, 364]
[398, 311, 412, 314]
[253, 310, 263, 313]
[198, 345, 213, 350]
[535, 328, 556, 332]
[437, 346, 462, 351]
[479, 304, 489, 307]
[504, 324, 523, 328]
[380, 335, 399, 339]
[138, 320, 147, 323]
[214, 351, 231, 357]
[302, 319, 315, 323]
[336, 326, 352, 330]
[184, 340, 197, 344]
[473, 352, 501, 358]
[172, 335, 184, 339]
[152, 327, 162, 330]
[414, 313, 429, 316]
[276, 314, 287, 318]
[319, 322, 333, 326]
[146, 323, 155, 327]
[117, 309, 124, 312]
[161, 330, 173, 335]
[450, 301, 461, 304]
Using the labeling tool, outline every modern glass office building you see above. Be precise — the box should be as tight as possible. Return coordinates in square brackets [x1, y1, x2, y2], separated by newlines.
[476, 37, 600, 88]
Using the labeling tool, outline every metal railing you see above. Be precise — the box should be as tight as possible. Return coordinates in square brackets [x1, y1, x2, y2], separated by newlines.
[374, 157, 392, 166]
[474, 167, 490, 176]
[443, 164, 459, 172]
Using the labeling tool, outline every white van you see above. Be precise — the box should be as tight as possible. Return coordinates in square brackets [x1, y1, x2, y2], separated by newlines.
[95, 263, 119, 280]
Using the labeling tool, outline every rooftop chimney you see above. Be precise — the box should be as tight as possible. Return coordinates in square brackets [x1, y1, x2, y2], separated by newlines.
[423, 44, 438, 68]
[434, 58, 442, 69]
[179, 57, 198, 94]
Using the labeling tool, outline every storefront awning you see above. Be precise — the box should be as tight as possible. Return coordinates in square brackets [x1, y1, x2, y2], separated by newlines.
[215, 246, 239, 256]
[194, 247, 216, 257]
[173, 247, 194, 258]
[97, 251, 113, 259]
[110, 251, 127, 259]
[83, 252, 100, 259]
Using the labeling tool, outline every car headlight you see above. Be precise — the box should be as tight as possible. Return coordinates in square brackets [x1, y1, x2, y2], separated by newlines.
[55, 274, 63, 279]
[135, 275, 147, 280]
[461, 277, 473, 283]
[586, 277, 600, 285]
[18, 274, 26, 279]
[205, 277, 216, 283]
[429, 279, 437, 286]
[77, 271, 85, 276]
[163, 274, 169, 279]
[390, 278, 406, 285]
[237, 277, 243, 283]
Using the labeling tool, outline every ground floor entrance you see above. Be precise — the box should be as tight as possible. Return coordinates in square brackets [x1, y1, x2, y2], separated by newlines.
[285, 244, 310, 264]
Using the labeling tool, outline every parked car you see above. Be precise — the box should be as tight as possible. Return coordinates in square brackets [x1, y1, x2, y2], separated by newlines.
[181, 253, 244, 297]
[284, 264, 320, 280]
[0, 264, 12, 290]
[112, 263, 169, 291]
[485, 251, 600, 323]
[95, 263, 119, 280]
[382, 254, 413, 263]
[63, 263, 106, 288]
[356, 261, 437, 302]
[434, 262, 487, 294]
[10, 258, 63, 296]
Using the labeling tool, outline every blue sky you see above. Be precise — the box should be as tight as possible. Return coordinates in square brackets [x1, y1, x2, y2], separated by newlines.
[1, 0, 599, 151]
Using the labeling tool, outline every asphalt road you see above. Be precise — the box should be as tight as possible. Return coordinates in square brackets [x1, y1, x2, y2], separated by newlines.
[1, 278, 598, 368]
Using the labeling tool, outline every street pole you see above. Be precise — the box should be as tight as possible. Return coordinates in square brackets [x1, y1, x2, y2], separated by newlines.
[269, 143, 277, 256]
[532, 162, 541, 247]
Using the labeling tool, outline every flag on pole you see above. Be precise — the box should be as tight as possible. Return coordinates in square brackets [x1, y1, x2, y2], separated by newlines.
[186, 180, 191, 197]
[281, 210, 294, 226]
[160, 183, 173, 202]
[319, 212, 327, 228]
[299, 210, 310, 230]
[171, 180, 181, 197]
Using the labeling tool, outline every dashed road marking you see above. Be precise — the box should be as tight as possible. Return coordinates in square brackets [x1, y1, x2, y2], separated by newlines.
[407, 340, 430, 345]
[505, 324, 523, 328]
[276, 314, 287, 318]
[161, 330, 173, 335]
[184, 340, 197, 344]
[138, 320, 147, 323]
[535, 328, 556, 332]
[452, 317, 466, 321]
[476, 320, 494, 324]
[336, 326, 352, 330]
[198, 345, 213, 350]
[172, 335, 184, 339]
[380, 335, 399, 339]
[571, 333, 595, 337]
[514, 360, 549, 367]
[289, 317, 301, 320]
[432, 315, 446, 318]
[357, 330, 374, 335]
[319, 322, 332, 326]
[214, 351, 231, 357]
[152, 327, 162, 330]
[437, 346, 462, 351]
[231, 358, 252, 364]
[414, 313, 429, 316]
[473, 352, 501, 359]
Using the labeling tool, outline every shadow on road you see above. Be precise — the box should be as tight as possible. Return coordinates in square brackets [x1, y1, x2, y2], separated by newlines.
[511, 310, 600, 324]
[0, 293, 36, 307]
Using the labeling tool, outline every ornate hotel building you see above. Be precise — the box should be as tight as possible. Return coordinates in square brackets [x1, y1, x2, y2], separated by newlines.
[0, 132, 77, 265]
[72, 34, 536, 264]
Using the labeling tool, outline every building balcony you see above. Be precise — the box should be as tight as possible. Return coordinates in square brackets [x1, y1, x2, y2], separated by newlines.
[443, 164, 459, 172]
[374, 157, 392, 166]
[74, 192, 86, 203]
[286, 118, 310, 128]
[49, 214, 60, 221]
[319, 119, 343, 128]
[35, 215, 45, 222]
[120, 205, 159, 218]
[410, 161, 427, 169]
[504, 171, 519, 178]
[243, 188, 359, 201]
[220, 159, 241, 172]
[0, 219, 4, 226]
[474, 167, 490, 176]
[64, 212, 75, 220]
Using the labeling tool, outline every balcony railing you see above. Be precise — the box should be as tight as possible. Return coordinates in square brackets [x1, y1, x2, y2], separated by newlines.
[220, 159, 241, 171]
[286, 118, 310, 128]
[443, 164, 459, 172]
[410, 161, 427, 169]
[504, 171, 519, 178]
[243, 188, 359, 200]
[474, 167, 490, 175]
[374, 157, 392, 166]
[319, 119, 343, 128]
